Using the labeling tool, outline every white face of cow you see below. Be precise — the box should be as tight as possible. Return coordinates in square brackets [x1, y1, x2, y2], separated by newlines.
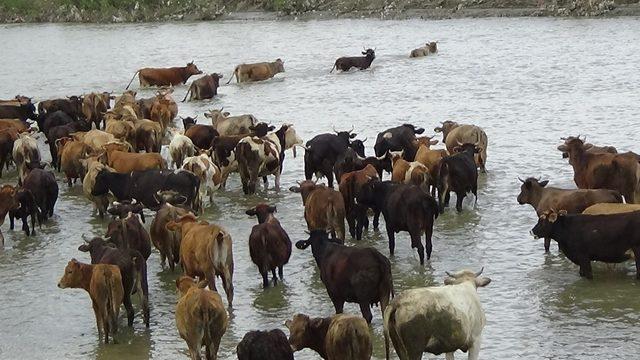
[284, 124, 303, 149]
[444, 269, 491, 289]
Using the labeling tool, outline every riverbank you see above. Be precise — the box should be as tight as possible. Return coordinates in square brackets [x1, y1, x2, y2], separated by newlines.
[1, 0, 639, 23]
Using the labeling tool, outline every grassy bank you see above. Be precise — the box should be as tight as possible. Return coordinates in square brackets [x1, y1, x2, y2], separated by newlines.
[0, 0, 638, 22]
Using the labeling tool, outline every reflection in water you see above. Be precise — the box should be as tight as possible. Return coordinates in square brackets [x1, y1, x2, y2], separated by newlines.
[1, 17, 640, 360]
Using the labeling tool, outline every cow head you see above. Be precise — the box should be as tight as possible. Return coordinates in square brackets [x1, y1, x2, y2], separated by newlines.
[402, 123, 425, 135]
[246, 203, 277, 224]
[57, 259, 84, 289]
[444, 268, 491, 289]
[532, 209, 567, 239]
[186, 61, 203, 76]
[433, 121, 459, 141]
[181, 115, 198, 130]
[334, 125, 357, 142]
[176, 275, 208, 297]
[516, 177, 549, 205]
[78, 235, 116, 264]
[289, 180, 322, 205]
[285, 313, 330, 352]
[250, 122, 276, 137]
[558, 136, 587, 159]
[452, 142, 481, 155]
[68, 95, 84, 114]
[295, 229, 343, 250]
[362, 48, 376, 60]
[205, 109, 230, 125]
[274, 58, 285, 73]
[355, 177, 381, 207]
[349, 139, 366, 158]
[108, 199, 145, 222]
[427, 41, 438, 53]
[414, 135, 438, 148]
[155, 190, 188, 206]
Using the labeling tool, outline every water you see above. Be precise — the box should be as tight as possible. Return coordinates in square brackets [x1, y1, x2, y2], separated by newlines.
[1, 17, 640, 360]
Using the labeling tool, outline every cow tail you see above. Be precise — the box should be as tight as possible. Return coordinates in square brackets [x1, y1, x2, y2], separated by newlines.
[330, 62, 337, 73]
[326, 198, 339, 239]
[201, 304, 212, 349]
[125, 71, 140, 90]
[181, 87, 191, 102]
[383, 305, 398, 360]
[193, 176, 202, 214]
[103, 267, 117, 335]
[226, 67, 238, 84]
[635, 162, 640, 204]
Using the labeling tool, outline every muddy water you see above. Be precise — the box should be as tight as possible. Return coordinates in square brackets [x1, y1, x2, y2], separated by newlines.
[1, 18, 640, 359]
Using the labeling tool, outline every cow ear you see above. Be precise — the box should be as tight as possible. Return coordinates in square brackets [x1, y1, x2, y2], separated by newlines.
[558, 209, 567, 216]
[246, 208, 256, 216]
[539, 180, 549, 187]
[475, 276, 491, 288]
[269, 206, 277, 213]
[548, 212, 558, 223]
[429, 139, 439, 145]
[289, 186, 301, 193]
[197, 280, 208, 289]
[78, 244, 89, 252]
[434, 127, 442, 133]
[444, 277, 456, 285]
[295, 240, 310, 249]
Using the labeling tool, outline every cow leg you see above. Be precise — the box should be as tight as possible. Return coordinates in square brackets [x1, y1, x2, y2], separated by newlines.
[21, 213, 30, 236]
[358, 302, 373, 324]
[544, 238, 551, 253]
[274, 172, 281, 191]
[123, 294, 135, 327]
[455, 192, 466, 212]
[261, 270, 269, 288]
[445, 352, 455, 360]
[9, 212, 15, 230]
[221, 269, 234, 307]
[468, 336, 482, 360]
[207, 271, 218, 292]
[373, 210, 380, 231]
[411, 232, 425, 265]
[386, 225, 396, 256]
[444, 191, 451, 206]
[92, 301, 104, 340]
[262, 176, 268, 189]
[579, 260, 593, 279]
[271, 268, 278, 286]
[331, 297, 344, 314]
[278, 265, 284, 280]
[632, 246, 640, 279]
[327, 172, 334, 188]
[347, 211, 356, 239]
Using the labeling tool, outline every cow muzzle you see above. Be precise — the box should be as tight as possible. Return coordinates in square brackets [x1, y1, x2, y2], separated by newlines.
[530, 230, 539, 239]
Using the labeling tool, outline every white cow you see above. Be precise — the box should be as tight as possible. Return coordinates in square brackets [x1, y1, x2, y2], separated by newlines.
[204, 108, 257, 136]
[167, 127, 195, 169]
[181, 153, 222, 210]
[384, 268, 491, 360]
[12, 132, 41, 184]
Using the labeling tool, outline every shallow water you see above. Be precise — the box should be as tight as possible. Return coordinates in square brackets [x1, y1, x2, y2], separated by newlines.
[1, 17, 640, 360]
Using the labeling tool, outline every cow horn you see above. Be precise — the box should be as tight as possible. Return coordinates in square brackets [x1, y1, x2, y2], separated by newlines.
[560, 137, 567, 140]
[445, 271, 455, 277]
[517, 177, 525, 183]
[475, 267, 484, 277]
[361, 137, 367, 143]
[131, 199, 137, 205]
[349, 125, 354, 133]
[332, 125, 338, 134]
[456, 140, 463, 146]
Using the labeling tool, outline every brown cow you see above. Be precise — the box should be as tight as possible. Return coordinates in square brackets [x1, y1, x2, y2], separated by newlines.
[82, 92, 112, 130]
[0, 127, 19, 177]
[390, 150, 431, 192]
[57, 137, 89, 187]
[134, 119, 162, 153]
[150, 202, 191, 271]
[73, 129, 119, 154]
[434, 121, 488, 172]
[125, 62, 203, 89]
[57, 259, 124, 343]
[414, 144, 449, 195]
[150, 98, 174, 134]
[560, 137, 640, 204]
[245, 204, 292, 288]
[339, 164, 379, 240]
[0, 185, 20, 246]
[175, 276, 228, 360]
[557, 136, 618, 158]
[167, 214, 235, 307]
[285, 313, 372, 360]
[227, 59, 285, 84]
[290, 180, 346, 241]
[0, 119, 29, 133]
[102, 142, 165, 173]
[517, 177, 623, 252]
[105, 117, 136, 149]
[182, 73, 224, 102]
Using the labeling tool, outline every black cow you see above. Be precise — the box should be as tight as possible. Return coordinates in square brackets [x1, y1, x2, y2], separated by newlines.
[39, 110, 74, 136]
[374, 124, 426, 162]
[237, 329, 294, 360]
[38, 96, 83, 120]
[333, 147, 388, 183]
[0, 98, 38, 121]
[47, 118, 92, 170]
[8, 188, 39, 236]
[107, 199, 146, 223]
[295, 230, 393, 324]
[91, 169, 200, 211]
[78, 236, 150, 327]
[23, 167, 58, 223]
[436, 143, 479, 213]
[357, 180, 438, 264]
[304, 129, 364, 187]
[330, 49, 376, 72]
[531, 210, 640, 279]
[105, 213, 152, 261]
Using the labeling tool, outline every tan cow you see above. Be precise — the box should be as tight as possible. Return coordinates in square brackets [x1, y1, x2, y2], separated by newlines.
[390, 150, 431, 192]
[227, 59, 285, 83]
[175, 276, 228, 360]
[415, 144, 449, 195]
[285, 313, 372, 360]
[71, 129, 119, 154]
[82, 92, 112, 130]
[166, 214, 234, 307]
[0, 185, 20, 246]
[102, 142, 165, 173]
[134, 119, 162, 153]
[57, 137, 89, 187]
[434, 121, 488, 172]
[204, 109, 257, 136]
[410, 41, 438, 57]
[105, 118, 136, 150]
[57, 259, 124, 344]
[290, 180, 346, 240]
[82, 157, 114, 218]
[12, 132, 40, 184]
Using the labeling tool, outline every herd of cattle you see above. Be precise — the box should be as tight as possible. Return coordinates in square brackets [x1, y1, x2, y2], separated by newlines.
[1, 45, 640, 360]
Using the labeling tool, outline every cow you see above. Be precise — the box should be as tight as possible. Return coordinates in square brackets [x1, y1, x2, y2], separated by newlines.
[82, 92, 112, 130]
[150, 96, 175, 134]
[333, 147, 388, 183]
[38, 96, 84, 120]
[182, 73, 224, 101]
[166, 214, 235, 307]
[583, 203, 640, 215]
[339, 164, 380, 240]
[517, 177, 623, 252]
[125, 62, 203, 89]
[47, 118, 92, 170]
[167, 127, 196, 169]
[204, 109, 258, 136]
[374, 124, 432, 162]
[57, 259, 124, 344]
[57, 137, 89, 186]
[531, 209, 640, 279]
[434, 121, 488, 172]
[237, 329, 294, 360]
[102, 142, 165, 173]
[181, 153, 223, 212]
[245, 204, 292, 288]
[8, 187, 38, 237]
[290, 180, 346, 240]
[71, 129, 119, 155]
[409, 41, 438, 57]
[0, 119, 29, 134]
[390, 150, 431, 192]
[227, 59, 285, 83]
[0, 96, 37, 121]
[414, 144, 449, 196]
[134, 119, 162, 153]
[105, 212, 152, 260]
[295, 230, 393, 323]
[107, 199, 146, 223]
[78, 236, 149, 327]
[557, 136, 618, 158]
[0, 185, 20, 246]
[331, 49, 376, 72]
[12, 132, 41, 184]
[384, 268, 491, 360]
[558, 137, 640, 203]
[175, 276, 228, 360]
[112, 90, 139, 118]
[150, 202, 191, 271]
[22, 166, 58, 223]
[91, 169, 200, 211]
[437, 143, 479, 213]
[285, 313, 372, 360]
[183, 117, 220, 150]
[304, 128, 363, 187]
[104, 117, 136, 149]
[40, 110, 75, 136]
[357, 180, 439, 264]
[82, 157, 114, 218]
[0, 128, 19, 177]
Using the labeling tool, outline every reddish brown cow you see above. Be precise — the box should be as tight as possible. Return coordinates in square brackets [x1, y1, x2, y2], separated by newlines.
[125, 62, 203, 89]
[0, 128, 19, 177]
[150, 203, 191, 271]
[339, 164, 379, 240]
[0, 185, 20, 246]
[290, 180, 346, 241]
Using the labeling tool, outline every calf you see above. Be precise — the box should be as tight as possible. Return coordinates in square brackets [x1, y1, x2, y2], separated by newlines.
[167, 214, 234, 307]
[12, 132, 40, 185]
[57, 259, 124, 343]
[409, 41, 438, 57]
[437, 143, 479, 213]
[357, 180, 438, 264]
[434, 121, 488, 172]
[384, 268, 491, 360]
[304, 128, 363, 187]
[390, 150, 431, 192]
[339, 164, 380, 240]
[8, 188, 39, 237]
[150, 202, 191, 271]
[107, 199, 146, 223]
[0, 96, 37, 121]
[331, 49, 376, 72]
[0, 185, 20, 246]
[182, 73, 224, 101]
[517, 177, 623, 252]
[0, 128, 19, 177]
[237, 329, 294, 360]
[23, 167, 58, 223]
[78, 236, 150, 327]
[175, 276, 228, 360]
[286, 313, 372, 360]
[290, 180, 346, 241]
[227, 59, 285, 83]
[105, 213, 152, 261]
[333, 147, 388, 183]
[295, 230, 393, 323]
[125, 62, 203, 89]
[168, 127, 195, 168]
[531, 209, 640, 279]
[245, 204, 292, 288]
[82, 92, 112, 129]
[102, 142, 165, 173]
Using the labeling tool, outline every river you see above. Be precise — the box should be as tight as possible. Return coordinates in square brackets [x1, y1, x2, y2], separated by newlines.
[1, 17, 639, 360]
